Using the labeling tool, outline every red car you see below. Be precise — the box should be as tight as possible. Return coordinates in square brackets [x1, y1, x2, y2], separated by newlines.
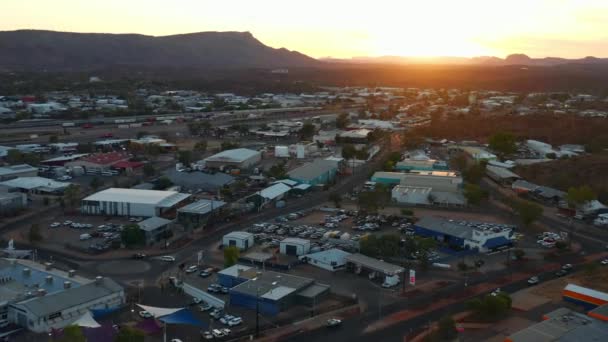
[82, 123, 93, 129]
[100, 132, 113, 138]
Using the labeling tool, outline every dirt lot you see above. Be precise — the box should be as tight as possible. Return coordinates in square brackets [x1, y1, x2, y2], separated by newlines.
[529, 266, 608, 301]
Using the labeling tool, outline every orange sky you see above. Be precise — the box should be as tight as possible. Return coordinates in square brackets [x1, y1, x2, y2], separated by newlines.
[2, 0, 608, 58]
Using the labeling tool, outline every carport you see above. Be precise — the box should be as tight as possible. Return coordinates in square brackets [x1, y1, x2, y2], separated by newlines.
[345, 253, 404, 276]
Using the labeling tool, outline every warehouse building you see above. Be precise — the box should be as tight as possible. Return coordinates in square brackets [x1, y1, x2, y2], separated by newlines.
[563, 284, 608, 310]
[288, 159, 338, 186]
[65, 151, 131, 174]
[222, 231, 254, 250]
[371, 171, 406, 185]
[391, 186, 433, 205]
[203, 148, 261, 170]
[0, 192, 27, 215]
[299, 248, 351, 272]
[0, 259, 124, 335]
[280, 238, 311, 256]
[217, 264, 254, 288]
[395, 159, 448, 172]
[0, 177, 71, 195]
[401, 170, 462, 192]
[137, 216, 173, 246]
[413, 216, 514, 252]
[247, 183, 292, 209]
[228, 270, 329, 316]
[452, 145, 497, 161]
[486, 165, 521, 185]
[164, 168, 234, 192]
[177, 199, 226, 229]
[345, 253, 404, 278]
[81, 188, 191, 217]
[0, 164, 38, 181]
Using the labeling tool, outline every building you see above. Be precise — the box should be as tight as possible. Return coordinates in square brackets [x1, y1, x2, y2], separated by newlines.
[371, 171, 406, 185]
[505, 307, 608, 342]
[217, 264, 254, 288]
[65, 152, 131, 175]
[41, 154, 89, 167]
[413, 216, 514, 252]
[486, 165, 521, 185]
[563, 284, 608, 310]
[222, 231, 254, 250]
[280, 238, 311, 256]
[455, 146, 497, 161]
[337, 129, 372, 143]
[164, 168, 234, 192]
[0, 164, 38, 181]
[137, 216, 173, 246]
[391, 186, 433, 205]
[299, 249, 351, 272]
[81, 188, 191, 217]
[345, 253, 404, 277]
[0, 192, 27, 215]
[177, 199, 226, 229]
[0, 177, 71, 195]
[228, 270, 329, 316]
[401, 170, 462, 193]
[203, 148, 261, 170]
[395, 159, 449, 172]
[0, 259, 124, 336]
[247, 183, 292, 209]
[288, 159, 338, 186]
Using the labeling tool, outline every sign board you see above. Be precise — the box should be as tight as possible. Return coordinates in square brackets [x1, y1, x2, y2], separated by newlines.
[409, 269, 416, 285]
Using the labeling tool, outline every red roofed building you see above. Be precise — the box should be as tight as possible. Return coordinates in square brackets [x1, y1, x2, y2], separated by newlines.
[65, 152, 131, 174]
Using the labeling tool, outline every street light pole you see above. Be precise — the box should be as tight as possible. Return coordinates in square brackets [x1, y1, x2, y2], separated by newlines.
[255, 287, 260, 338]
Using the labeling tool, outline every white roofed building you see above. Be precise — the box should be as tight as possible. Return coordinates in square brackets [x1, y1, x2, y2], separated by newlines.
[203, 148, 261, 170]
[81, 188, 190, 217]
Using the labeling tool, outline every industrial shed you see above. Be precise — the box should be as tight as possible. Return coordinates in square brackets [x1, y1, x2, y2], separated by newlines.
[177, 199, 226, 229]
[300, 248, 351, 272]
[203, 148, 261, 169]
[279, 238, 311, 256]
[345, 253, 404, 276]
[217, 264, 254, 288]
[80, 188, 190, 217]
[222, 231, 254, 250]
[485, 165, 521, 185]
[287, 159, 338, 186]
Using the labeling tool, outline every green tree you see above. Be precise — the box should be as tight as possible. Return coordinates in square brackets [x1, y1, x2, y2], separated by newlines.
[329, 193, 342, 208]
[512, 199, 543, 227]
[466, 292, 512, 321]
[121, 224, 145, 247]
[177, 150, 192, 166]
[223, 246, 240, 267]
[341, 144, 357, 160]
[267, 163, 288, 179]
[114, 326, 145, 342]
[450, 153, 468, 171]
[89, 177, 103, 191]
[6, 149, 24, 164]
[154, 177, 173, 190]
[28, 224, 42, 243]
[220, 141, 240, 151]
[63, 184, 81, 208]
[400, 209, 414, 216]
[299, 122, 316, 139]
[464, 183, 488, 205]
[489, 132, 517, 158]
[194, 140, 208, 153]
[143, 163, 155, 177]
[566, 186, 596, 208]
[56, 325, 86, 342]
[464, 163, 486, 184]
[336, 113, 350, 129]
[437, 316, 458, 340]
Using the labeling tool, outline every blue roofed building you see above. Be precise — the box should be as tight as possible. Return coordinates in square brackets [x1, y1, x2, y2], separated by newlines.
[288, 159, 338, 186]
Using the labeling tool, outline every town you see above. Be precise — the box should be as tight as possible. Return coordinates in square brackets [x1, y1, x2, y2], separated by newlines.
[1, 82, 608, 342]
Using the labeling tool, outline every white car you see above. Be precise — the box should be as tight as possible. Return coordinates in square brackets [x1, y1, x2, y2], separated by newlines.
[601, 259, 608, 265]
[212, 329, 225, 338]
[527, 276, 540, 285]
[327, 318, 342, 327]
[49, 222, 61, 228]
[139, 311, 152, 319]
[201, 331, 214, 340]
[170, 339, 183, 342]
[227, 317, 242, 327]
[160, 256, 176, 262]
[185, 265, 198, 274]
[63, 220, 73, 226]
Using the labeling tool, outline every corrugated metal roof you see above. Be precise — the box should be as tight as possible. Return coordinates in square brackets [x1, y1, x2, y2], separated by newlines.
[0, 164, 38, 176]
[204, 148, 260, 163]
[224, 231, 254, 240]
[288, 159, 337, 181]
[345, 253, 404, 275]
[259, 183, 291, 200]
[486, 165, 521, 180]
[218, 264, 253, 278]
[565, 284, 608, 302]
[0, 177, 70, 190]
[138, 216, 172, 232]
[178, 199, 226, 215]
[83, 188, 181, 205]
[261, 286, 296, 300]
[280, 238, 310, 246]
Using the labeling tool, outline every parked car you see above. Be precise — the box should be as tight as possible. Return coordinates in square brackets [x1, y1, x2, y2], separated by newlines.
[132, 253, 147, 259]
[201, 331, 214, 340]
[49, 222, 61, 228]
[555, 270, 568, 277]
[527, 276, 540, 285]
[562, 264, 573, 272]
[199, 270, 211, 278]
[228, 317, 242, 326]
[199, 303, 212, 311]
[160, 256, 175, 262]
[185, 265, 198, 274]
[601, 259, 608, 266]
[326, 318, 342, 327]
[212, 329, 224, 338]
[139, 311, 152, 319]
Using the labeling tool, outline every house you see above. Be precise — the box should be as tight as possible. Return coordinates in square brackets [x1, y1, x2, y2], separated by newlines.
[81, 188, 191, 217]
[222, 231, 254, 250]
[288, 159, 338, 186]
[137, 216, 173, 246]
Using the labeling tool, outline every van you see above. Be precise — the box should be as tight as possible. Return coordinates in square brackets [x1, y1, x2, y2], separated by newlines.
[79, 234, 92, 241]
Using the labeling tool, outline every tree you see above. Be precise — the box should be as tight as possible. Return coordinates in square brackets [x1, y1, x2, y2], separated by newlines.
[220, 141, 240, 151]
[143, 163, 155, 177]
[121, 224, 145, 247]
[89, 177, 103, 191]
[360, 234, 401, 258]
[437, 316, 458, 340]
[450, 153, 468, 171]
[224, 246, 240, 267]
[329, 193, 342, 208]
[267, 163, 288, 179]
[114, 326, 145, 342]
[28, 224, 42, 243]
[341, 144, 357, 160]
[400, 209, 414, 216]
[299, 122, 316, 139]
[513, 249, 525, 260]
[194, 140, 208, 153]
[154, 177, 173, 190]
[489, 132, 517, 158]
[464, 183, 487, 205]
[513, 199, 543, 227]
[336, 113, 350, 129]
[49, 135, 59, 143]
[63, 184, 81, 208]
[566, 186, 596, 208]
[464, 163, 486, 184]
[57, 325, 86, 342]
[466, 292, 512, 321]
[177, 150, 192, 166]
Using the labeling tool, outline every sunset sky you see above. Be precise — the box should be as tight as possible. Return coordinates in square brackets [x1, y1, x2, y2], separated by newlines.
[2, 0, 608, 59]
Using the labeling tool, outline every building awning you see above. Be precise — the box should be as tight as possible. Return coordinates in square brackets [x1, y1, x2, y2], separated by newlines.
[483, 236, 512, 249]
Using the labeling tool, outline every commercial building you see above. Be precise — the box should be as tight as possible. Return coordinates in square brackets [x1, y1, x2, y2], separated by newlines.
[81, 188, 191, 217]
[486, 165, 521, 185]
[288, 159, 338, 186]
[222, 231, 254, 250]
[217, 265, 254, 288]
[452, 145, 497, 161]
[228, 270, 329, 316]
[413, 216, 514, 252]
[0, 164, 38, 181]
[395, 159, 449, 172]
[279, 238, 311, 256]
[299, 249, 351, 272]
[383, 170, 466, 206]
[337, 129, 372, 143]
[137, 216, 173, 246]
[0, 259, 124, 336]
[371, 171, 406, 185]
[0, 177, 71, 195]
[0, 192, 27, 215]
[203, 148, 261, 170]
[391, 186, 433, 205]
[505, 307, 608, 342]
[401, 170, 462, 192]
[65, 151, 131, 174]
[247, 183, 292, 209]
[164, 168, 234, 193]
[563, 284, 608, 310]
[345, 253, 404, 277]
[177, 199, 226, 229]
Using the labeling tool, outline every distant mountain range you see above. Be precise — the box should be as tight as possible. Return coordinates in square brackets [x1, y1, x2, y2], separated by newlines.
[0, 30, 319, 71]
[321, 54, 608, 66]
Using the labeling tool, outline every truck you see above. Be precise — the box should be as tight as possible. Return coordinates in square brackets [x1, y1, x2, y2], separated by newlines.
[382, 274, 400, 288]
